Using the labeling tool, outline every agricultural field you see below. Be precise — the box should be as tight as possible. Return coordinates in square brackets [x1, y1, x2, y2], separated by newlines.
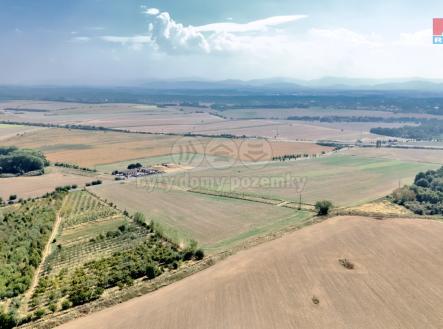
[0, 124, 42, 141]
[159, 154, 439, 206]
[0, 127, 332, 169]
[58, 216, 443, 329]
[92, 182, 312, 251]
[0, 100, 409, 142]
[220, 107, 441, 120]
[0, 101, 222, 129]
[343, 147, 443, 165]
[0, 167, 95, 200]
[1, 100, 442, 328]
[0, 189, 199, 327]
[121, 118, 403, 142]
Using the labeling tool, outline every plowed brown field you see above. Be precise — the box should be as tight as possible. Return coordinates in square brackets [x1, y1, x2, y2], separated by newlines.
[58, 216, 443, 329]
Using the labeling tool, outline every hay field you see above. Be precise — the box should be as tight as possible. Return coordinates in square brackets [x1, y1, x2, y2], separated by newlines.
[92, 181, 312, 249]
[1, 100, 404, 142]
[0, 123, 42, 141]
[343, 147, 443, 165]
[58, 216, 443, 329]
[1, 127, 331, 168]
[0, 167, 93, 200]
[164, 154, 438, 206]
[0, 128, 182, 167]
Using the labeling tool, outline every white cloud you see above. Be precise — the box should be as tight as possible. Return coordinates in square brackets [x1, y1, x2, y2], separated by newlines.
[101, 35, 151, 44]
[101, 35, 151, 50]
[142, 9, 306, 54]
[195, 15, 307, 33]
[145, 8, 160, 16]
[71, 36, 91, 42]
[309, 28, 382, 47]
[395, 29, 431, 46]
[94, 9, 443, 79]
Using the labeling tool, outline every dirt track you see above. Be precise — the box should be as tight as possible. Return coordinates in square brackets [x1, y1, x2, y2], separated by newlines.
[58, 216, 443, 329]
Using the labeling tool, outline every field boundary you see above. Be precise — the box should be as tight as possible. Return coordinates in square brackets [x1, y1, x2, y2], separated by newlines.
[188, 188, 316, 211]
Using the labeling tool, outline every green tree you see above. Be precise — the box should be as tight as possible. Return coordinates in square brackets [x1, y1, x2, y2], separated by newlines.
[315, 200, 333, 216]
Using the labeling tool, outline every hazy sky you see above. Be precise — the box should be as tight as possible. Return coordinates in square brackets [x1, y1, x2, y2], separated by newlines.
[1, 0, 443, 84]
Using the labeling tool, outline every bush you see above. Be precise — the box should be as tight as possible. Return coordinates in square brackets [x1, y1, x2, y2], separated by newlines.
[61, 300, 71, 310]
[194, 249, 205, 260]
[145, 264, 158, 280]
[8, 195, 17, 201]
[33, 308, 46, 319]
[315, 200, 333, 216]
[392, 186, 416, 205]
[127, 163, 143, 170]
[339, 258, 354, 270]
[0, 311, 16, 329]
[48, 303, 57, 313]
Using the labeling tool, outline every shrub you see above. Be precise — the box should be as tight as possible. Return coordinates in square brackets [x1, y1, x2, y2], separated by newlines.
[315, 200, 333, 216]
[0, 311, 16, 329]
[339, 258, 355, 270]
[312, 296, 320, 305]
[9, 195, 17, 201]
[392, 186, 416, 205]
[127, 163, 143, 170]
[194, 249, 205, 260]
[48, 303, 57, 313]
[145, 264, 157, 280]
[33, 308, 46, 319]
[61, 300, 71, 310]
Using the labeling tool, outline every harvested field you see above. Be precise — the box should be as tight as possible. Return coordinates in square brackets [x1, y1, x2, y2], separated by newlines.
[1, 127, 331, 168]
[92, 181, 312, 249]
[0, 167, 93, 200]
[0, 123, 42, 141]
[0, 100, 407, 142]
[221, 107, 441, 120]
[0, 101, 222, 129]
[123, 118, 402, 142]
[0, 128, 181, 167]
[58, 216, 443, 329]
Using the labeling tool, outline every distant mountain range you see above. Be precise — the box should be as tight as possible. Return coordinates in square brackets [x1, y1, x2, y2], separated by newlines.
[137, 77, 443, 92]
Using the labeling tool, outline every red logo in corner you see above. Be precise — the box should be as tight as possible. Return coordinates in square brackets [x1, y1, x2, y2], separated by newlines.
[434, 18, 443, 36]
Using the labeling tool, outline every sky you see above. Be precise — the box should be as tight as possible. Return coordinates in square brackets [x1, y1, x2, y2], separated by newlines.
[1, 0, 443, 85]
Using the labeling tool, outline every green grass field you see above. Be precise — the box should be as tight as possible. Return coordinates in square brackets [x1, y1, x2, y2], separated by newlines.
[156, 154, 439, 207]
